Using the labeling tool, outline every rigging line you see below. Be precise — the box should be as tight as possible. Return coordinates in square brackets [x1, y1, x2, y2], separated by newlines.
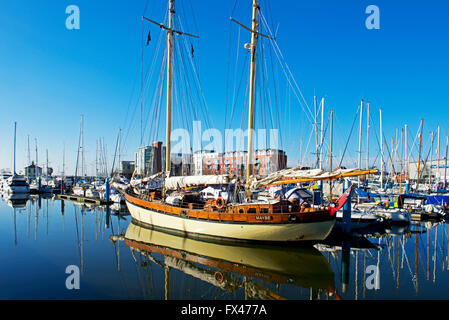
[175, 36, 195, 138]
[238, 60, 251, 153]
[144, 44, 167, 145]
[148, 55, 166, 146]
[142, 0, 150, 16]
[231, 0, 239, 17]
[263, 33, 283, 149]
[224, 19, 234, 131]
[337, 104, 360, 169]
[407, 125, 420, 164]
[229, 26, 242, 130]
[316, 111, 331, 169]
[122, 25, 166, 152]
[176, 28, 205, 130]
[177, 17, 214, 131]
[301, 125, 314, 166]
[259, 12, 314, 125]
[257, 42, 268, 138]
[225, 50, 249, 145]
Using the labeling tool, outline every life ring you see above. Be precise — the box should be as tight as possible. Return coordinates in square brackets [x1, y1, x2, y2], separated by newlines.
[215, 197, 226, 209]
[214, 271, 224, 284]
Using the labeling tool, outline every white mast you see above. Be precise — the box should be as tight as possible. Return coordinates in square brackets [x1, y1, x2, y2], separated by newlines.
[445, 135, 448, 189]
[314, 95, 318, 167]
[437, 125, 440, 185]
[430, 131, 434, 185]
[13, 122, 17, 175]
[35, 138, 38, 179]
[405, 124, 408, 180]
[118, 128, 121, 175]
[380, 108, 383, 189]
[358, 99, 363, 201]
[27, 135, 31, 167]
[366, 102, 370, 170]
[319, 97, 324, 169]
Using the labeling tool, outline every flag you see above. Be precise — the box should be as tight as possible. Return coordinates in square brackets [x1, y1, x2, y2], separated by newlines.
[146, 30, 151, 46]
[329, 185, 353, 215]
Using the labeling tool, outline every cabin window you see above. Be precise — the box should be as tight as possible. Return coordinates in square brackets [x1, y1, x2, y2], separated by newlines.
[247, 208, 257, 214]
[260, 208, 269, 214]
[238, 209, 245, 214]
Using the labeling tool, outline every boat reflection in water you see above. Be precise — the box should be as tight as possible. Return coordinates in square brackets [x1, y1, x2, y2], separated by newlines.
[119, 222, 338, 300]
[4, 192, 30, 209]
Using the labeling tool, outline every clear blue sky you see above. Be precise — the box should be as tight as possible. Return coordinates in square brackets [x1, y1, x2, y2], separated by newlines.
[0, 0, 448, 175]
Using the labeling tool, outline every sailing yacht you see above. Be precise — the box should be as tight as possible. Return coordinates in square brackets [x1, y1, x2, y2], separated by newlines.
[0, 170, 13, 192]
[5, 122, 30, 195]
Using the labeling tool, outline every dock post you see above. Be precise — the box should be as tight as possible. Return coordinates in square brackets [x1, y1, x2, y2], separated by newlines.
[341, 240, 350, 294]
[105, 205, 110, 229]
[106, 177, 110, 203]
[342, 179, 352, 233]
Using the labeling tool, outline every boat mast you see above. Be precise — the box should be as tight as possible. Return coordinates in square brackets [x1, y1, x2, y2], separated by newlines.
[416, 119, 423, 191]
[27, 135, 31, 167]
[13, 122, 17, 175]
[400, 128, 403, 194]
[366, 102, 370, 170]
[319, 97, 325, 170]
[405, 124, 408, 180]
[35, 138, 38, 180]
[429, 131, 434, 186]
[437, 125, 440, 187]
[245, 0, 259, 198]
[357, 99, 363, 202]
[329, 109, 334, 200]
[314, 95, 318, 167]
[380, 108, 383, 188]
[46, 149, 49, 178]
[165, 0, 174, 178]
[118, 128, 121, 175]
[81, 115, 85, 178]
[445, 135, 448, 189]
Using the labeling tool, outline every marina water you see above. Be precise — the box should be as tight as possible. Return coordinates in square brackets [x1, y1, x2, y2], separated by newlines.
[1, 195, 448, 300]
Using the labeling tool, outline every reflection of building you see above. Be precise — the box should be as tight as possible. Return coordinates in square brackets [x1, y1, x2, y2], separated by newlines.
[134, 142, 192, 176]
[120, 161, 135, 178]
[25, 161, 42, 179]
[193, 149, 287, 177]
[409, 159, 449, 181]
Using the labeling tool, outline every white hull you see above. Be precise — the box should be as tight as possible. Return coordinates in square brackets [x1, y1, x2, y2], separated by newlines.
[125, 200, 335, 242]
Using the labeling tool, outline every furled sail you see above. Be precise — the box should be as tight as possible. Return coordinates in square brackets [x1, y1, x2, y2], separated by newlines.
[251, 168, 377, 189]
[164, 175, 229, 191]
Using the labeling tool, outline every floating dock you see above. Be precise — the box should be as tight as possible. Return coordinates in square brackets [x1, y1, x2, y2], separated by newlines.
[56, 194, 113, 205]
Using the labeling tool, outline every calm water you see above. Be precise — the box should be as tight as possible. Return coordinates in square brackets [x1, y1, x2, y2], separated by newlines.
[1, 194, 448, 300]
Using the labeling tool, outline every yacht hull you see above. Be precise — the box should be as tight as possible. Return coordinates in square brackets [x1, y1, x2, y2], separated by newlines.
[125, 199, 335, 243]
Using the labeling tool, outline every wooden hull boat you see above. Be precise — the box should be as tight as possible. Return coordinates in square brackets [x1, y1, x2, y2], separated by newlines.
[125, 186, 352, 243]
